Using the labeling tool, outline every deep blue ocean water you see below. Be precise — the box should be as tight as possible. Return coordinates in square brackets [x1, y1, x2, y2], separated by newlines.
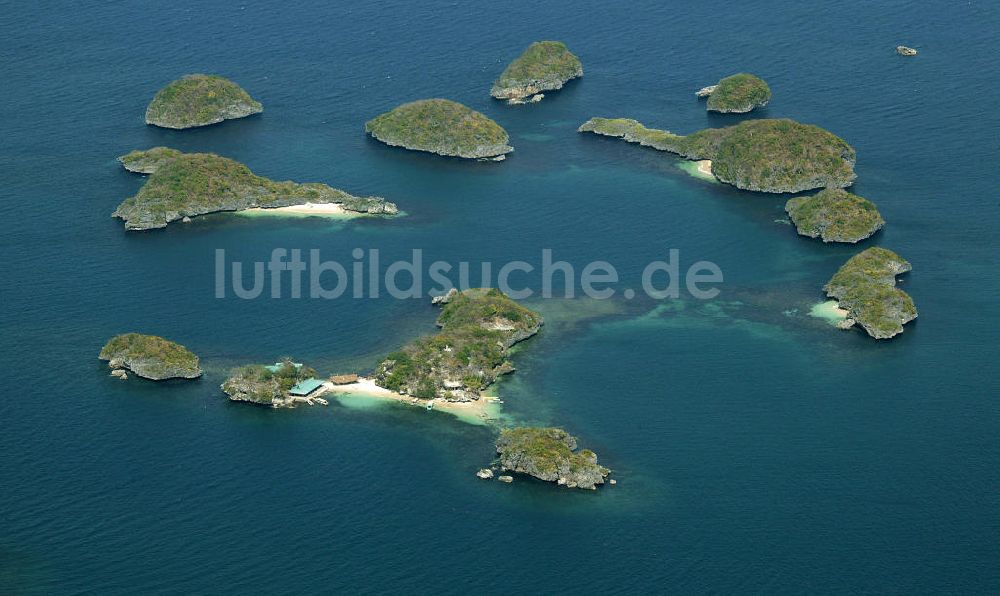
[2, 1, 999, 592]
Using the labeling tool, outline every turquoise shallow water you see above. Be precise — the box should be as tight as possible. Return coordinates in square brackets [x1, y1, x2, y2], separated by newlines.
[2, 1, 1000, 592]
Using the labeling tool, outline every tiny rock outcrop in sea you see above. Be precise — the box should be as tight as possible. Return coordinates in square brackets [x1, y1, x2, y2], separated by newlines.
[373, 288, 542, 401]
[113, 149, 398, 230]
[579, 117, 856, 193]
[365, 99, 513, 160]
[99, 333, 202, 380]
[699, 73, 772, 113]
[490, 41, 583, 104]
[896, 46, 918, 56]
[824, 247, 917, 339]
[495, 427, 610, 490]
[145, 74, 262, 129]
[785, 188, 885, 243]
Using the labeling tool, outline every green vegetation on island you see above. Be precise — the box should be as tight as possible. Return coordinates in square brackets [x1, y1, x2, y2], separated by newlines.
[578, 117, 856, 193]
[374, 288, 543, 401]
[145, 74, 262, 129]
[365, 99, 513, 160]
[703, 73, 772, 113]
[491, 41, 583, 103]
[221, 359, 319, 407]
[118, 146, 182, 174]
[824, 247, 917, 339]
[99, 333, 202, 380]
[113, 149, 398, 230]
[785, 188, 885, 243]
[495, 427, 610, 489]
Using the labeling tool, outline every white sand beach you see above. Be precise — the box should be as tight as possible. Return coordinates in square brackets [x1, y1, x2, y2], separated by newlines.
[240, 202, 360, 218]
[677, 159, 717, 182]
[809, 300, 850, 324]
[324, 377, 501, 425]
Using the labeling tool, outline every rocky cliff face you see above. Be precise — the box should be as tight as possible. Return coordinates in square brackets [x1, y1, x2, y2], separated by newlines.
[490, 41, 583, 103]
[99, 333, 202, 380]
[580, 117, 856, 193]
[221, 375, 283, 406]
[703, 73, 772, 114]
[824, 247, 917, 339]
[118, 147, 182, 174]
[373, 289, 542, 402]
[785, 188, 885, 243]
[495, 427, 610, 490]
[144, 74, 262, 129]
[365, 99, 513, 160]
[113, 150, 398, 230]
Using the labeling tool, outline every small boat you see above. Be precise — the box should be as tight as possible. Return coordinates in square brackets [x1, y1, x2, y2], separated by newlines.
[425, 401, 435, 410]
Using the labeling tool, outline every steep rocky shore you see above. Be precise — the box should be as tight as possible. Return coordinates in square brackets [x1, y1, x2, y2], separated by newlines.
[579, 117, 856, 193]
[699, 73, 771, 113]
[824, 247, 917, 339]
[490, 41, 583, 103]
[495, 427, 610, 490]
[221, 360, 322, 408]
[374, 289, 542, 402]
[114, 149, 398, 230]
[99, 333, 202, 380]
[785, 188, 885, 243]
[365, 99, 512, 159]
[145, 74, 262, 129]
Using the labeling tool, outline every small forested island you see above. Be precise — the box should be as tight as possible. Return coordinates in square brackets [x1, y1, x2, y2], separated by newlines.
[494, 427, 610, 490]
[373, 288, 542, 401]
[490, 41, 583, 104]
[222, 359, 328, 408]
[785, 188, 885, 243]
[99, 333, 202, 380]
[824, 247, 917, 339]
[578, 117, 856, 193]
[113, 148, 398, 230]
[699, 73, 772, 113]
[145, 74, 262, 129]
[365, 99, 513, 160]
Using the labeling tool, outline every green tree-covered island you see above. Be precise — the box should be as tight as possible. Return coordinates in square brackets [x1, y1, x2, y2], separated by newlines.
[494, 427, 610, 490]
[365, 99, 513, 160]
[145, 74, 262, 129]
[222, 359, 321, 408]
[490, 41, 583, 104]
[786, 188, 885, 243]
[113, 148, 398, 230]
[697, 73, 772, 113]
[824, 247, 917, 339]
[99, 333, 202, 380]
[578, 117, 857, 193]
[374, 288, 543, 400]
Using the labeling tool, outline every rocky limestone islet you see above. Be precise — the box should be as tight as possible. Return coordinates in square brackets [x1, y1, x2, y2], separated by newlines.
[113, 149, 398, 230]
[579, 117, 856, 193]
[365, 99, 512, 160]
[495, 427, 610, 490]
[824, 247, 917, 339]
[490, 41, 583, 104]
[145, 74, 262, 129]
[99, 333, 202, 380]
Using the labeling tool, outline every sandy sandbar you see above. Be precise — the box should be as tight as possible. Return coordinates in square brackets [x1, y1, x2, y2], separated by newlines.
[324, 377, 501, 425]
[240, 202, 360, 218]
[809, 300, 850, 324]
